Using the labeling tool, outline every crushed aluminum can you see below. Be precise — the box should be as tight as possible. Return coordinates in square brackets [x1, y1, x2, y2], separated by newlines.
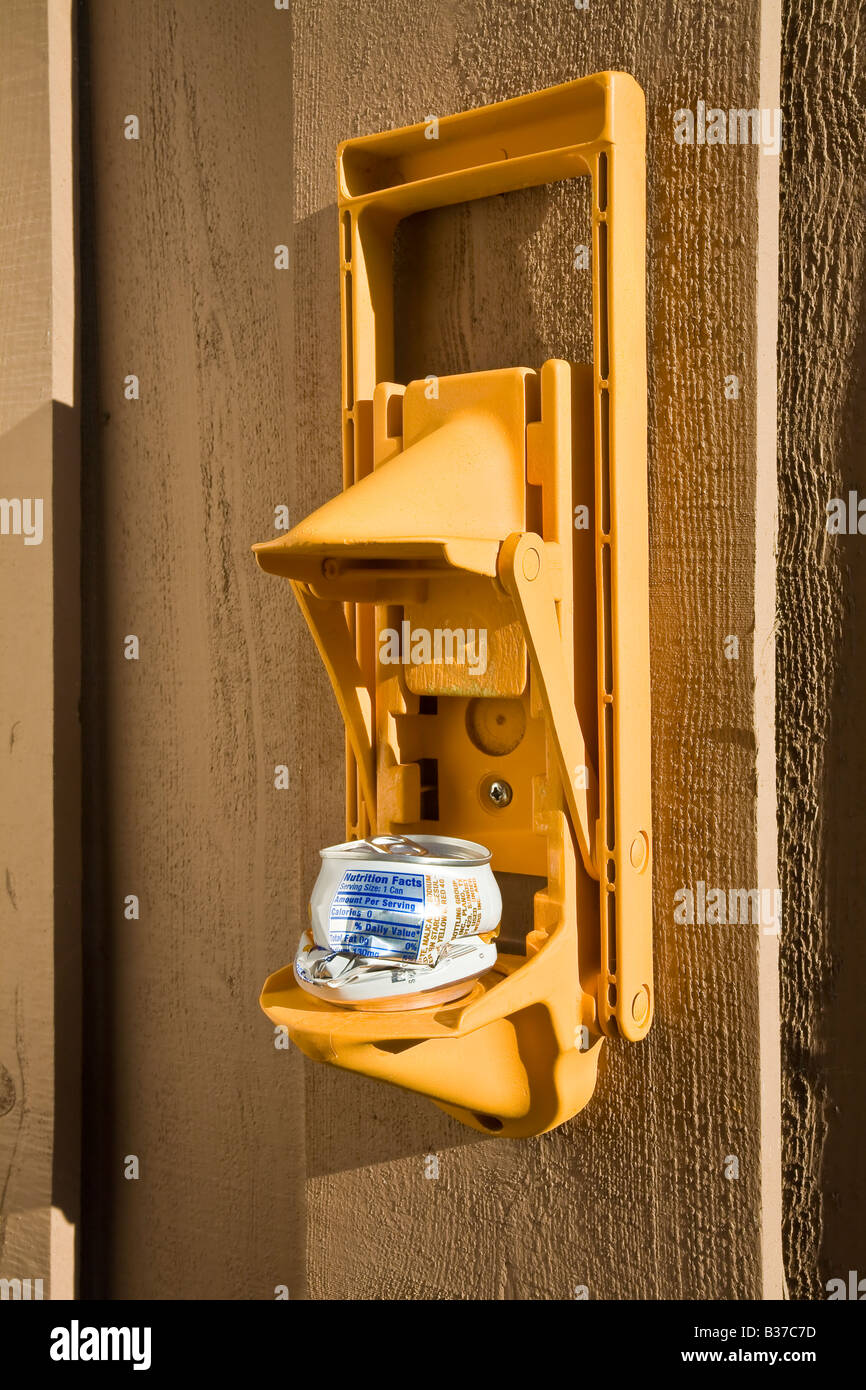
[310, 833, 501, 968]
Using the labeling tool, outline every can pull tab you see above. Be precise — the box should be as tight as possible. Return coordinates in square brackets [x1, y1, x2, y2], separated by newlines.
[363, 834, 429, 857]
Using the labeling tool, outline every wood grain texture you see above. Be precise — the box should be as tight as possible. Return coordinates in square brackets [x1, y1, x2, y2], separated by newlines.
[777, 0, 866, 1299]
[79, 0, 306, 1298]
[0, 0, 79, 1300]
[294, 0, 777, 1299]
[76, 0, 790, 1300]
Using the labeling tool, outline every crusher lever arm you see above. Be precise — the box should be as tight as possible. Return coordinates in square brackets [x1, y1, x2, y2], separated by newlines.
[498, 531, 600, 880]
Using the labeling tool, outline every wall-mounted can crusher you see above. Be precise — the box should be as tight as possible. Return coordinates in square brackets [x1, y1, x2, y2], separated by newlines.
[252, 71, 653, 1138]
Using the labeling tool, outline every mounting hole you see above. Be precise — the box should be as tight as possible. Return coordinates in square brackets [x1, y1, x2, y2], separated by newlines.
[466, 698, 526, 756]
[472, 1112, 504, 1132]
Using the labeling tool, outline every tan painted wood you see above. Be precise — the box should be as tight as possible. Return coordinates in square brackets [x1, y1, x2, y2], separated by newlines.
[778, 0, 866, 1300]
[77, 0, 787, 1299]
[79, 0, 306, 1298]
[294, 0, 783, 1299]
[0, 0, 79, 1301]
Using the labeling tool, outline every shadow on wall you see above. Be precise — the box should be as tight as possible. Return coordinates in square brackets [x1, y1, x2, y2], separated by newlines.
[394, 181, 594, 380]
[0, 403, 80, 1238]
[821, 279, 866, 1289]
[302, 1040, 617, 1179]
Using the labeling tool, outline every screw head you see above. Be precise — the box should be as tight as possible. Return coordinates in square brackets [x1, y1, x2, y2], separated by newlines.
[486, 778, 513, 808]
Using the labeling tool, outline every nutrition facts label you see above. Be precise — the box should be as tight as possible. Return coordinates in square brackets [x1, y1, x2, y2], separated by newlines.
[328, 868, 485, 964]
[328, 869, 428, 960]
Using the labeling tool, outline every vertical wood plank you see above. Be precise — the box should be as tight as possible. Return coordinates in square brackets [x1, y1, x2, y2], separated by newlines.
[778, 0, 866, 1299]
[0, 0, 80, 1301]
[80, 0, 306, 1298]
[294, 0, 783, 1299]
[756, 0, 784, 1303]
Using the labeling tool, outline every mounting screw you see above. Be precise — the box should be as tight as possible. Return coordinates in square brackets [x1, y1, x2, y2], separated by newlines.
[321, 557, 339, 578]
[486, 778, 513, 808]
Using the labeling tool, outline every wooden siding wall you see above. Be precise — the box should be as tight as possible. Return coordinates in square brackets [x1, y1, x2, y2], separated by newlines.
[61, 0, 795, 1299]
